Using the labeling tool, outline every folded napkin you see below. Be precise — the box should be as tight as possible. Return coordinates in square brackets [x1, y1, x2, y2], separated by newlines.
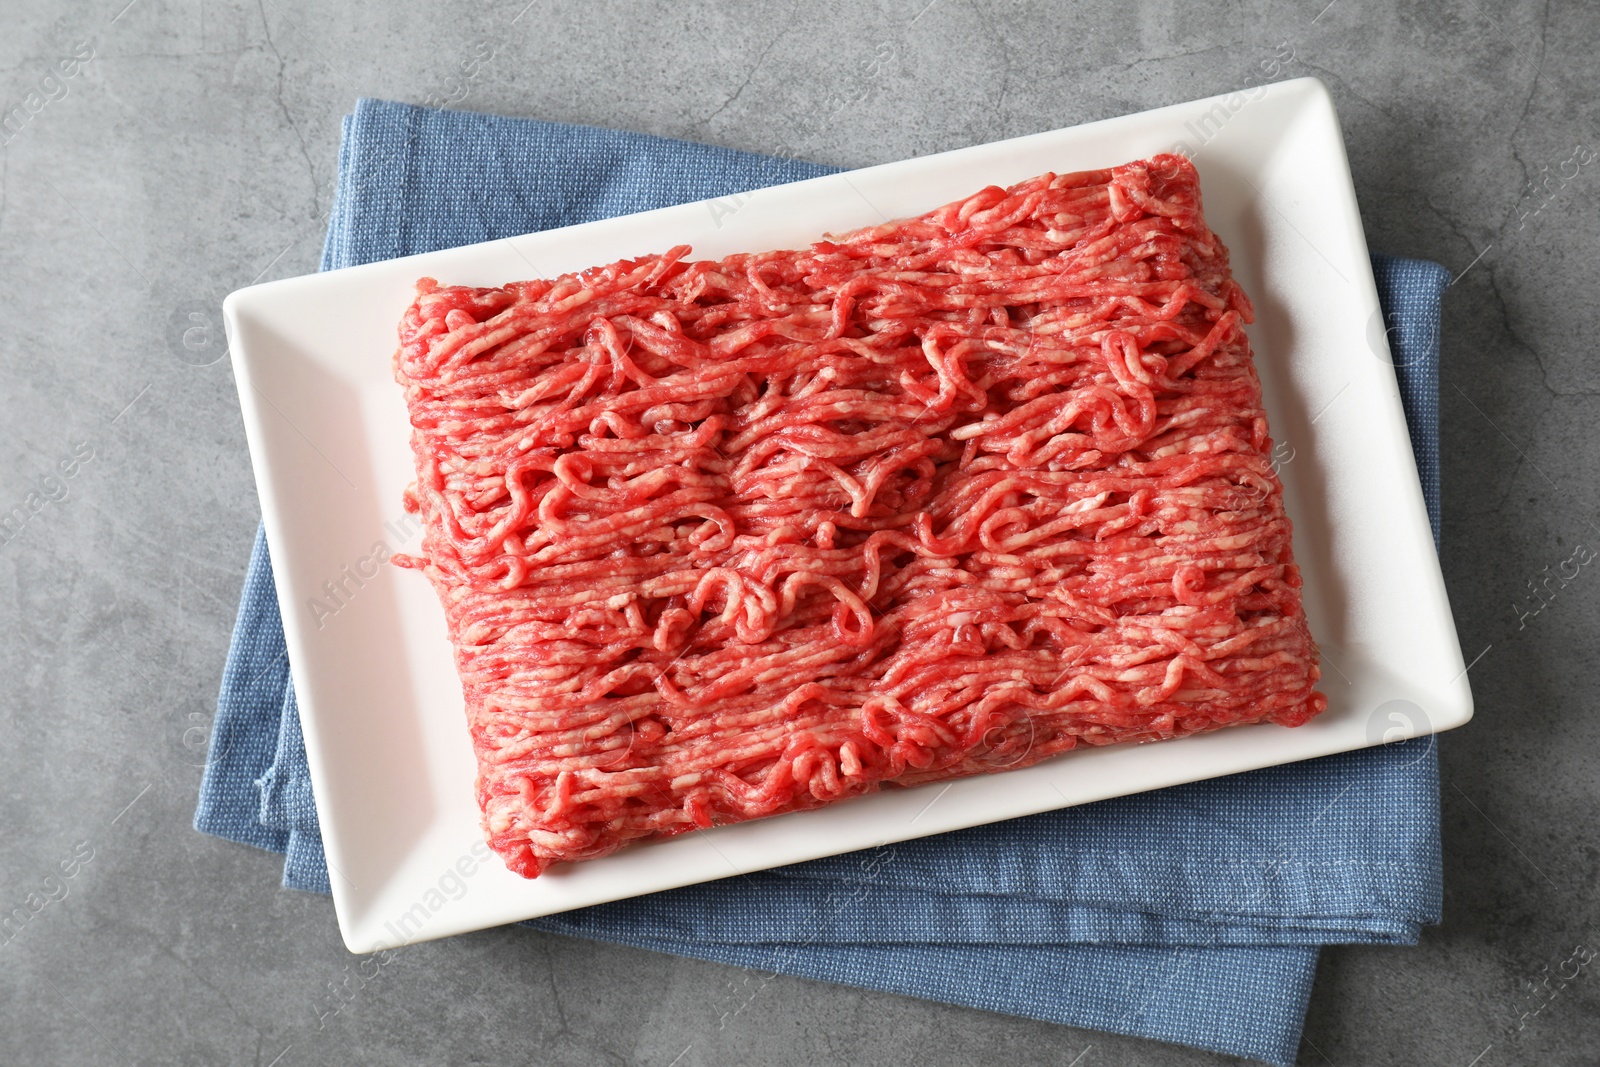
[196, 99, 1451, 1066]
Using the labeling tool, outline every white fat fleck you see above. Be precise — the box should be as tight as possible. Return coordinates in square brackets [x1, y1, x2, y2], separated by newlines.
[1061, 492, 1110, 514]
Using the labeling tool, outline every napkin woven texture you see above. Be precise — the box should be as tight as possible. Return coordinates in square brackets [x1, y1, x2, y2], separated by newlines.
[195, 99, 1453, 1067]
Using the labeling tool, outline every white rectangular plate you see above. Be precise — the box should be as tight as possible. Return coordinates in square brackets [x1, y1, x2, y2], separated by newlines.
[225, 77, 1472, 954]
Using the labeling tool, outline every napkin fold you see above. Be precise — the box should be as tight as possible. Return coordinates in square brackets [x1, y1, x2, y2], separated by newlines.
[196, 99, 1452, 1066]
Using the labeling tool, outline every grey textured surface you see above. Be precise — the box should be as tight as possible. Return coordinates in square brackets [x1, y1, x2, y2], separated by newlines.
[0, 0, 1594, 1064]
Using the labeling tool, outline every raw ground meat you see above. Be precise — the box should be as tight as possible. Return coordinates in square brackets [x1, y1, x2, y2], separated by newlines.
[393, 153, 1327, 878]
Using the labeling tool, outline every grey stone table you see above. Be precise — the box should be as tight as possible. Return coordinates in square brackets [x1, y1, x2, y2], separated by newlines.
[1, 1, 1595, 1063]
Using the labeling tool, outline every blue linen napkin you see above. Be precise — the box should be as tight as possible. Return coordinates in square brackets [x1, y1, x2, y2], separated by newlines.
[195, 99, 1452, 1066]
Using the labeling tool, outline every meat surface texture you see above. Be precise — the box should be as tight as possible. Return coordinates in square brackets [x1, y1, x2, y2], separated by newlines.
[393, 153, 1327, 879]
